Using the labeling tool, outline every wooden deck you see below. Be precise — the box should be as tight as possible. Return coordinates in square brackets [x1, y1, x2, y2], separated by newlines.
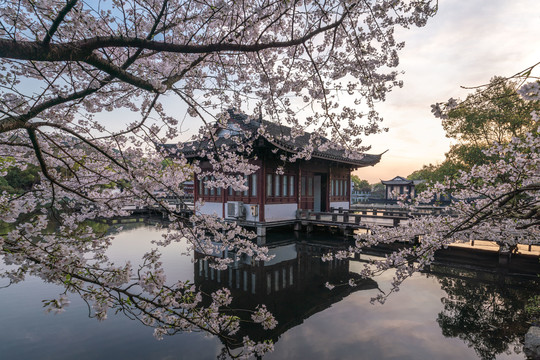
[295, 208, 409, 234]
[450, 240, 540, 257]
[293, 204, 453, 235]
[122, 200, 194, 217]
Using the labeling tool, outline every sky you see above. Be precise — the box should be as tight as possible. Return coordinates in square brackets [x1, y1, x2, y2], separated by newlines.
[353, 0, 540, 183]
[88, 0, 540, 184]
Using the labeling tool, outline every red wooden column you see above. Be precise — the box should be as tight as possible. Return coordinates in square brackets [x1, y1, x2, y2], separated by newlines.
[259, 158, 266, 222]
[297, 163, 302, 209]
[326, 163, 331, 211]
[193, 174, 199, 204]
[347, 167, 351, 208]
[221, 173, 226, 218]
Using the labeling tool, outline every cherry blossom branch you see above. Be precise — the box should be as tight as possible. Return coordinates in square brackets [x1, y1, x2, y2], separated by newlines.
[26, 127, 94, 202]
[42, 0, 79, 45]
[0, 7, 352, 61]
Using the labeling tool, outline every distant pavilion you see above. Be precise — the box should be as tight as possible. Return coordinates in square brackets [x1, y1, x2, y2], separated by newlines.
[381, 176, 421, 200]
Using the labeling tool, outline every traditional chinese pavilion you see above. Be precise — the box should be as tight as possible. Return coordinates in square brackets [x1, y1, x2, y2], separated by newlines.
[167, 110, 382, 230]
[381, 176, 420, 200]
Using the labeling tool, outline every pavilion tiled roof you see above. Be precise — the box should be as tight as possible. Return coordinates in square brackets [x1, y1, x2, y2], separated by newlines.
[166, 110, 382, 168]
[381, 176, 416, 185]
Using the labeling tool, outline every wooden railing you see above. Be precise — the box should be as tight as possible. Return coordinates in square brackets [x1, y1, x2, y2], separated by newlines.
[349, 204, 451, 217]
[296, 209, 409, 227]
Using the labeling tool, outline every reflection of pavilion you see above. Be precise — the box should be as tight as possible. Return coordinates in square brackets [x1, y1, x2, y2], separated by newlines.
[194, 241, 378, 348]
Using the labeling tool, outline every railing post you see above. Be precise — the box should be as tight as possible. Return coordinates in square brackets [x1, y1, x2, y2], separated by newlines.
[343, 211, 349, 223]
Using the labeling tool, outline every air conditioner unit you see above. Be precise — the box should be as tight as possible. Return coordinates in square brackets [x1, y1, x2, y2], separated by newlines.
[226, 201, 245, 218]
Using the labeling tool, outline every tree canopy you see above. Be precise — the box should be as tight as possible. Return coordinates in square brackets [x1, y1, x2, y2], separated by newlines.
[409, 77, 540, 186]
[444, 77, 538, 144]
[351, 175, 370, 192]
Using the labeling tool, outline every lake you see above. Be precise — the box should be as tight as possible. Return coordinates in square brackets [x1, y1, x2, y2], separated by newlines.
[1, 222, 538, 360]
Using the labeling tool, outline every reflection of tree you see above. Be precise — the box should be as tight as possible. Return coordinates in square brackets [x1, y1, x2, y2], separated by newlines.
[195, 241, 378, 352]
[429, 265, 539, 360]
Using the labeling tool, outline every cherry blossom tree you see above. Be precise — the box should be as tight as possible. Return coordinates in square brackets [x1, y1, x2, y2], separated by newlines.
[328, 78, 539, 303]
[0, 0, 438, 357]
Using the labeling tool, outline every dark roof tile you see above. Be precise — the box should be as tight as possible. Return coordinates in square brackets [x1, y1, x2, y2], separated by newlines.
[166, 110, 382, 168]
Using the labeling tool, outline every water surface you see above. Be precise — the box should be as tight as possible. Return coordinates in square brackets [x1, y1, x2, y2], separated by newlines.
[0, 223, 537, 360]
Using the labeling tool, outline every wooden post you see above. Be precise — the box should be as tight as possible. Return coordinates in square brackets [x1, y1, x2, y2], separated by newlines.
[499, 250, 511, 266]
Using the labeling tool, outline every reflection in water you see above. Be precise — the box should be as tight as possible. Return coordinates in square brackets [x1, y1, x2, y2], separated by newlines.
[1, 223, 539, 360]
[426, 265, 539, 360]
[195, 238, 378, 351]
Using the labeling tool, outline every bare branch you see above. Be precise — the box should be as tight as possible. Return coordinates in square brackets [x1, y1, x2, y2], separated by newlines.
[42, 0, 79, 45]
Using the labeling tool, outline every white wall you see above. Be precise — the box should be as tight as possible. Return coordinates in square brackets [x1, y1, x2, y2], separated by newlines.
[198, 201, 261, 222]
[198, 201, 298, 222]
[264, 203, 298, 221]
[197, 201, 223, 217]
[330, 201, 350, 210]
